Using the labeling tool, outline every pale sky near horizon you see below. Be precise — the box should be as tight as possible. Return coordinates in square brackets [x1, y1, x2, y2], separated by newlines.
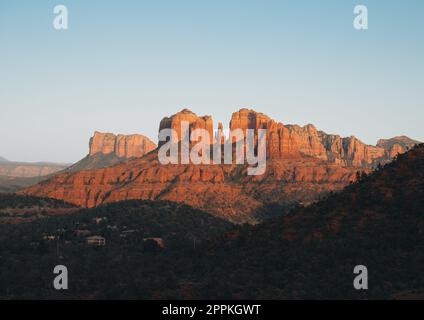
[0, 0, 423, 163]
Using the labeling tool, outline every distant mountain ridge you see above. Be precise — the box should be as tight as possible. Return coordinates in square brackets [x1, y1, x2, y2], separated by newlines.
[0, 157, 70, 193]
[0, 161, 68, 178]
[376, 136, 421, 158]
[377, 135, 420, 148]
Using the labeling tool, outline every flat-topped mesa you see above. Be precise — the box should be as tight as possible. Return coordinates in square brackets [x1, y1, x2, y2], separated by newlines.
[158, 108, 213, 146]
[89, 131, 156, 158]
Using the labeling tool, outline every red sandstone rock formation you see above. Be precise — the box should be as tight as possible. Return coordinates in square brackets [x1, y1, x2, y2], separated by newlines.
[66, 132, 156, 172]
[89, 131, 156, 158]
[18, 108, 420, 223]
[19, 151, 360, 223]
[377, 136, 420, 158]
[159, 109, 213, 145]
[229, 109, 418, 167]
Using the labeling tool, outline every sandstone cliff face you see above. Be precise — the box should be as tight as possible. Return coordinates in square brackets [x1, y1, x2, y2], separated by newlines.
[67, 132, 157, 173]
[156, 108, 418, 168]
[230, 109, 299, 159]
[159, 109, 213, 145]
[229, 109, 415, 167]
[89, 131, 156, 158]
[339, 136, 385, 167]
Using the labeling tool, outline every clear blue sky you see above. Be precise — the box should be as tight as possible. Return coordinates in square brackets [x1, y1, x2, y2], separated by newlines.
[1, 0, 423, 163]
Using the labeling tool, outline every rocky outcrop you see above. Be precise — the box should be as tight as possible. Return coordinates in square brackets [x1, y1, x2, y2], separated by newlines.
[67, 132, 157, 173]
[229, 109, 419, 167]
[89, 131, 156, 158]
[230, 109, 289, 158]
[377, 136, 420, 158]
[377, 136, 420, 149]
[155, 108, 419, 168]
[159, 109, 213, 145]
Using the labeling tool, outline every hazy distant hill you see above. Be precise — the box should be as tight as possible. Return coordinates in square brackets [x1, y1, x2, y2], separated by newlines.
[0, 161, 68, 178]
[0, 175, 47, 193]
[0, 159, 70, 193]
